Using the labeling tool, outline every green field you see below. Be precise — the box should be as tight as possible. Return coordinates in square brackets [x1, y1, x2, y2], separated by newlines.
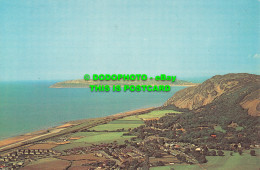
[70, 131, 107, 137]
[75, 132, 134, 144]
[89, 123, 143, 131]
[53, 142, 91, 152]
[89, 116, 144, 131]
[108, 119, 144, 124]
[152, 149, 260, 170]
[119, 115, 142, 120]
[138, 110, 181, 119]
[151, 164, 202, 170]
[88, 110, 181, 131]
[54, 131, 135, 152]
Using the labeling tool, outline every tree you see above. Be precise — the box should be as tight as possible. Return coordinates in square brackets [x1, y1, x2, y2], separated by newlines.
[217, 150, 224, 156]
[209, 150, 216, 156]
[156, 161, 165, 166]
[250, 150, 256, 156]
[198, 155, 207, 163]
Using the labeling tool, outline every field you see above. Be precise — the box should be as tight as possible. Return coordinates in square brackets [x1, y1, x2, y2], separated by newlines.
[89, 117, 144, 131]
[54, 131, 135, 152]
[138, 110, 181, 119]
[152, 149, 260, 170]
[27, 143, 58, 149]
[59, 153, 106, 161]
[75, 132, 134, 144]
[119, 115, 142, 120]
[55, 110, 180, 152]
[89, 110, 179, 131]
[21, 158, 70, 170]
[89, 123, 142, 131]
[53, 142, 90, 152]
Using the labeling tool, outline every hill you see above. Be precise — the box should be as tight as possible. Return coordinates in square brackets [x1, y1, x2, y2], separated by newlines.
[50, 79, 196, 88]
[164, 73, 260, 116]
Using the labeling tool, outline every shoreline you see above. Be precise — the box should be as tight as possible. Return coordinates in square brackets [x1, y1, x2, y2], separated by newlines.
[0, 107, 157, 152]
[49, 84, 198, 88]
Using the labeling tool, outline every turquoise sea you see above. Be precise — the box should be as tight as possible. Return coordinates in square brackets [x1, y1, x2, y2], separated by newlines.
[0, 81, 187, 140]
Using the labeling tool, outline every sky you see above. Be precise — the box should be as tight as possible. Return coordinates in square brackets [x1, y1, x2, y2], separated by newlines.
[0, 0, 259, 81]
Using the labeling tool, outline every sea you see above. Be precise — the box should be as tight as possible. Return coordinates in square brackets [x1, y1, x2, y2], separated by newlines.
[0, 81, 197, 140]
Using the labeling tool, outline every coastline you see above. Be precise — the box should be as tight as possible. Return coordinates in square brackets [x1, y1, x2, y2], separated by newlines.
[49, 84, 198, 88]
[0, 107, 157, 153]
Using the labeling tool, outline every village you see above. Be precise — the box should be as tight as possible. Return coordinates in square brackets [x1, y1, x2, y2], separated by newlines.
[0, 108, 259, 169]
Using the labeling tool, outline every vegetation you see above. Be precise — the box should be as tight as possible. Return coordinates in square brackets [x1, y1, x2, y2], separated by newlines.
[50, 79, 195, 88]
[75, 132, 134, 144]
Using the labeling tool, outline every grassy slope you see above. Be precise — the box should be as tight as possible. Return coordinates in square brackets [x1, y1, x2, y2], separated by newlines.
[138, 110, 181, 119]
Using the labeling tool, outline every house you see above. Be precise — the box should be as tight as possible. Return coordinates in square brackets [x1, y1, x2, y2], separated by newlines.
[195, 148, 201, 151]
[211, 134, 217, 138]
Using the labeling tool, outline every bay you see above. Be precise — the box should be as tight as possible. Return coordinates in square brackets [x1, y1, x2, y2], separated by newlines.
[0, 81, 186, 140]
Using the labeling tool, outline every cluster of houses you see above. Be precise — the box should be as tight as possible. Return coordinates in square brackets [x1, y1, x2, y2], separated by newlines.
[0, 148, 60, 169]
[62, 143, 146, 169]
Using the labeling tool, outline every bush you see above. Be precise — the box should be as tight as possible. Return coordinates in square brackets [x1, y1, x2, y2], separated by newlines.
[217, 150, 224, 156]
[250, 150, 256, 156]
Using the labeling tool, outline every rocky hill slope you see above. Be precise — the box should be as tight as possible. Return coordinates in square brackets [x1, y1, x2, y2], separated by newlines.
[164, 73, 260, 116]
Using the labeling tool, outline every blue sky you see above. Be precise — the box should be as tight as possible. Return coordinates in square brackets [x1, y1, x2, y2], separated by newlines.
[0, 0, 259, 81]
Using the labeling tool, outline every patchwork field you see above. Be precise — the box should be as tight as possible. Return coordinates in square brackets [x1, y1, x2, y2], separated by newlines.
[59, 153, 106, 161]
[89, 117, 144, 131]
[75, 132, 134, 144]
[89, 123, 142, 131]
[54, 110, 180, 152]
[152, 149, 260, 170]
[27, 143, 58, 150]
[138, 110, 182, 119]
[119, 115, 142, 120]
[54, 131, 136, 152]
[21, 158, 70, 170]
[53, 142, 90, 152]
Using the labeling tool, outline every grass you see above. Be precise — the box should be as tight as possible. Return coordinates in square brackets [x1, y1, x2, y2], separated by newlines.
[119, 115, 142, 120]
[89, 110, 181, 131]
[152, 149, 260, 170]
[214, 125, 226, 133]
[28, 158, 59, 165]
[70, 131, 107, 137]
[74, 132, 134, 144]
[108, 120, 144, 124]
[89, 123, 142, 131]
[54, 131, 135, 152]
[151, 164, 202, 170]
[138, 110, 181, 119]
[53, 142, 91, 152]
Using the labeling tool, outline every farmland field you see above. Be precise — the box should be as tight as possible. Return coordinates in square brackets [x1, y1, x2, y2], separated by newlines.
[119, 115, 142, 120]
[21, 158, 70, 170]
[75, 132, 134, 144]
[152, 149, 260, 170]
[89, 122, 143, 131]
[59, 153, 106, 161]
[108, 119, 144, 124]
[138, 110, 181, 119]
[53, 142, 90, 152]
[27, 143, 58, 149]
